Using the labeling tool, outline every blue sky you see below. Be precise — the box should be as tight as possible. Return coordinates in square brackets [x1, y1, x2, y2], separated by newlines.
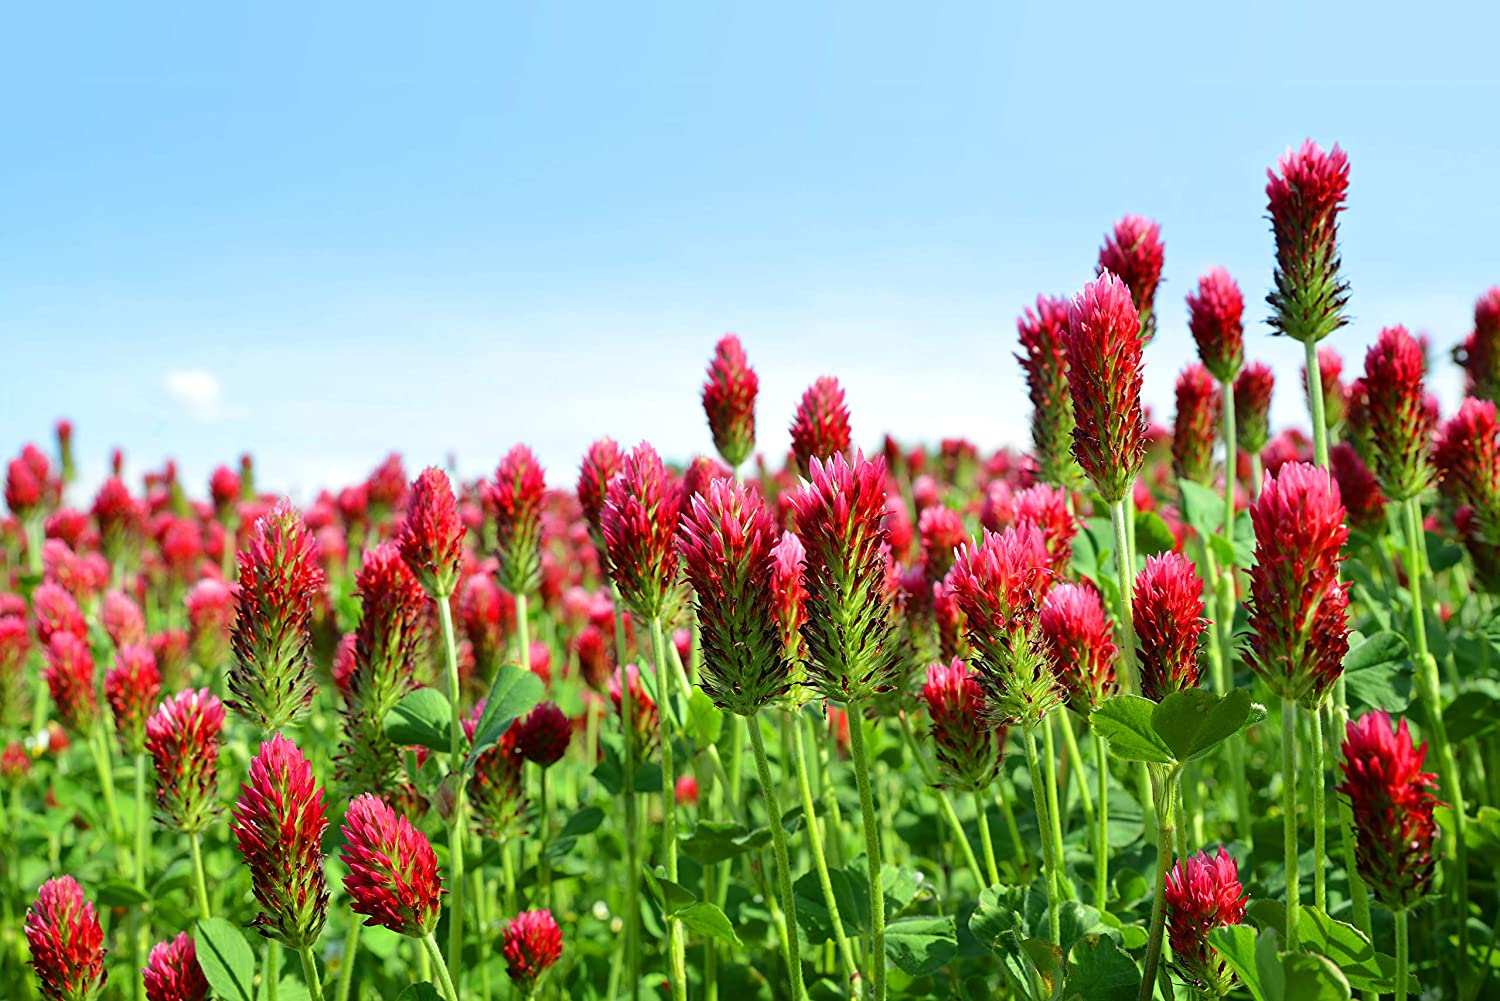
[3, 1, 1497, 499]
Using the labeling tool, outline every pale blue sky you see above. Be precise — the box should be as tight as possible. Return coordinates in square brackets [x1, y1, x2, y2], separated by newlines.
[3, 1, 1497, 498]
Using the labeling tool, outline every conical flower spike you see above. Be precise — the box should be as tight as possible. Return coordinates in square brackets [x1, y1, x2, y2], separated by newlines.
[702, 333, 759, 469]
[341, 792, 444, 937]
[1066, 272, 1148, 504]
[397, 467, 466, 599]
[1266, 139, 1350, 343]
[1133, 552, 1209, 702]
[1361, 325, 1437, 502]
[1186, 267, 1245, 382]
[1164, 847, 1248, 997]
[1171, 364, 1221, 486]
[1016, 295, 1084, 489]
[25, 875, 107, 1001]
[789, 376, 852, 476]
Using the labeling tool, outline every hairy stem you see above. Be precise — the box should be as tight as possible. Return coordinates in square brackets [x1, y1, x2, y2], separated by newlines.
[847, 700, 887, 1001]
[436, 594, 467, 990]
[1138, 767, 1179, 1001]
[749, 715, 808, 1001]
[1282, 699, 1301, 950]
[648, 617, 687, 1001]
[1022, 723, 1061, 945]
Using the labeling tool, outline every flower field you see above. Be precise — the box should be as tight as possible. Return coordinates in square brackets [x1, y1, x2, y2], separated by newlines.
[4, 138, 1500, 1001]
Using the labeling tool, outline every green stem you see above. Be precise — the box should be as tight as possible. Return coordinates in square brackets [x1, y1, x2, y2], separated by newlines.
[1395, 909, 1409, 1001]
[1059, 712, 1094, 831]
[648, 618, 687, 1001]
[1041, 715, 1070, 900]
[422, 932, 460, 1001]
[1093, 730, 1110, 910]
[1328, 701, 1374, 949]
[516, 592, 531, 671]
[1222, 377, 1239, 536]
[1282, 699, 1301, 951]
[1022, 723, 1061, 945]
[1310, 703, 1327, 914]
[133, 754, 150, 887]
[335, 921, 360, 1001]
[974, 790, 1000, 887]
[298, 946, 325, 1001]
[1109, 500, 1141, 694]
[188, 831, 211, 920]
[896, 712, 985, 885]
[268, 943, 281, 1001]
[613, 595, 640, 1001]
[90, 727, 124, 844]
[538, 766, 552, 910]
[1138, 767, 1179, 1001]
[846, 700, 887, 1001]
[790, 708, 862, 997]
[1304, 339, 1331, 468]
[749, 715, 808, 1001]
[1404, 495, 1470, 963]
[436, 594, 467, 990]
[996, 780, 1028, 879]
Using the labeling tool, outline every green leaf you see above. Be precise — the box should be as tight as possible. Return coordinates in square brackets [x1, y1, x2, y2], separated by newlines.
[885, 915, 958, 975]
[1444, 679, 1500, 743]
[1055, 901, 1115, 956]
[1298, 906, 1395, 993]
[1342, 631, 1413, 713]
[559, 806, 606, 839]
[1208, 532, 1237, 569]
[676, 902, 744, 947]
[1280, 951, 1353, 1001]
[384, 688, 454, 753]
[1063, 935, 1140, 1001]
[463, 665, 546, 767]
[681, 820, 772, 865]
[686, 690, 725, 747]
[194, 917, 258, 1001]
[794, 867, 868, 942]
[1178, 480, 1226, 540]
[641, 866, 697, 916]
[396, 986, 442, 1001]
[1151, 688, 1263, 762]
[1133, 511, 1176, 557]
[1021, 938, 1065, 997]
[1090, 696, 1175, 764]
[968, 885, 1026, 953]
[95, 878, 151, 908]
[1208, 924, 1268, 1001]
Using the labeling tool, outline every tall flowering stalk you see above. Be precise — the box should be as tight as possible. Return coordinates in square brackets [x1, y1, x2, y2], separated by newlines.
[1066, 272, 1148, 692]
[145, 689, 225, 918]
[1097, 215, 1165, 341]
[1016, 295, 1083, 490]
[680, 477, 810, 1000]
[1457, 287, 1500, 401]
[45, 632, 124, 844]
[500, 909, 564, 1001]
[515, 702, 572, 909]
[1171, 365, 1221, 486]
[949, 525, 1065, 944]
[789, 376, 852, 476]
[788, 451, 900, 1001]
[601, 442, 686, 1001]
[1337, 711, 1440, 1001]
[1246, 461, 1350, 948]
[701, 333, 759, 470]
[1358, 324, 1468, 960]
[25, 875, 107, 1001]
[143, 933, 210, 1001]
[1163, 848, 1248, 998]
[1133, 553, 1208, 703]
[227, 501, 325, 733]
[106, 643, 161, 923]
[341, 793, 456, 1001]
[394, 467, 468, 987]
[231, 735, 329, 999]
[920, 658, 1007, 885]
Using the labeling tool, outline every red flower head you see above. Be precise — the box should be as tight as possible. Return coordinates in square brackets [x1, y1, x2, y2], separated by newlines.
[601, 443, 683, 622]
[679, 478, 793, 715]
[2, 739, 31, 783]
[92, 477, 147, 569]
[231, 734, 330, 948]
[1096, 215, 1165, 340]
[185, 579, 235, 671]
[1016, 294, 1084, 489]
[1, 616, 30, 726]
[1066, 272, 1148, 504]
[143, 932, 209, 1001]
[1336, 710, 1442, 910]
[1186, 267, 1245, 383]
[33, 582, 87, 646]
[789, 376, 852, 476]
[25, 875, 107, 1001]
[918, 505, 965, 584]
[364, 453, 408, 522]
[105, 644, 160, 754]
[1039, 581, 1119, 714]
[949, 525, 1058, 725]
[6, 446, 48, 519]
[1247, 462, 1350, 707]
[209, 465, 242, 522]
[459, 568, 515, 677]
[228, 501, 325, 732]
[682, 455, 732, 504]
[675, 774, 699, 805]
[491, 445, 548, 596]
[1266, 139, 1351, 343]
[702, 333, 759, 468]
[501, 909, 564, 990]
[158, 518, 203, 587]
[577, 437, 624, 546]
[102, 590, 147, 649]
[1012, 484, 1076, 575]
[396, 467, 466, 598]
[1163, 847, 1248, 996]
[514, 701, 573, 767]
[788, 452, 901, 703]
[572, 624, 613, 691]
[466, 703, 529, 839]
[1233, 362, 1275, 457]
[340, 792, 443, 937]
[608, 663, 659, 762]
[1329, 443, 1386, 534]
[1361, 325, 1437, 502]
[44, 632, 97, 735]
[1132, 553, 1208, 702]
[1304, 345, 1348, 432]
[45, 508, 90, 549]
[920, 658, 1003, 790]
[1458, 287, 1500, 401]
[1171, 364, 1222, 486]
[146, 688, 224, 833]
[770, 530, 808, 661]
[1436, 398, 1500, 524]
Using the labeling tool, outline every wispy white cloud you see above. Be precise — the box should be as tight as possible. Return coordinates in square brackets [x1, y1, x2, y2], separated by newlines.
[163, 369, 224, 420]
